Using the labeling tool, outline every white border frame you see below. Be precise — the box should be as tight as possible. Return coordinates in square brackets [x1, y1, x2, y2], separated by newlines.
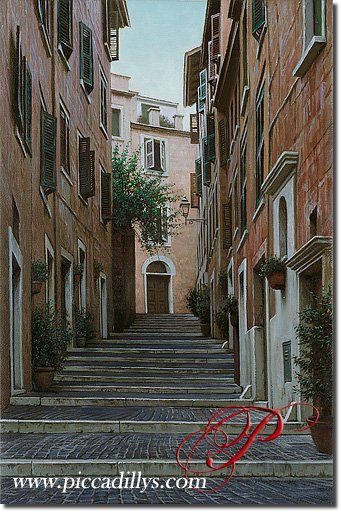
[141, 255, 176, 314]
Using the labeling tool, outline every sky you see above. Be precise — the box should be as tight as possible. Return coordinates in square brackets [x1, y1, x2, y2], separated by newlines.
[111, 0, 206, 129]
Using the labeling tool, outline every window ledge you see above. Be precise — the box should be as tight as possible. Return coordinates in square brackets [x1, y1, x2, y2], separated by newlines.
[293, 36, 326, 78]
[58, 44, 71, 71]
[61, 166, 73, 186]
[256, 25, 267, 60]
[40, 186, 52, 217]
[38, 23, 52, 57]
[112, 135, 124, 142]
[236, 229, 248, 253]
[15, 128, 28, 158]
[78, 193, 89, 206]
[240, 86, 250, 117]
[80, 80, 92, 104]
[252, 197, 265, 222]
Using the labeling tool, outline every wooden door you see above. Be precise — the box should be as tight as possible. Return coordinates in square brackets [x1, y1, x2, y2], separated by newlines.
[147, 275, 169, 314]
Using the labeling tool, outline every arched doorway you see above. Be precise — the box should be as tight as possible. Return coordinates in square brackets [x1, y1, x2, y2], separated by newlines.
[146, 261, 170, 314]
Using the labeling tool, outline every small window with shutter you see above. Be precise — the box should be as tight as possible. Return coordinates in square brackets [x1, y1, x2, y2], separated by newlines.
[218, 118, 227, 167]
[144, 137, 167, 173]
[15, 27, 32, 155]
[16, 26, 24, 132]
[222, 200, 233, 250]
[100, 69, 108, 135]
[112, 108, 121, 137]
[58, 0, 73, 60]
[79, 22, 93, 94]
[60, 104, 70, 175]
[101, 166, 112, 224]
[78, 135, 95, 201]
[195, 158, 202, 197]
[190, 113, 199, 144]
[252, 0, 265, 39]
[207, 114, 216, 162]
[203, 138, 211, 187]
[40, 108, 57, 195]
[104, 0, 119, 61]
[190, 173, 199, 208]
[198, 69, 207, 112]
[37, 0, 51, 43]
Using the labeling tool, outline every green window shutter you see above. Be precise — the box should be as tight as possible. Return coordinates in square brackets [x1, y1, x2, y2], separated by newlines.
[58, 0, 73, 59]
[24, 62, 32, 152]
[40, 109, 57, 195]
[252, 0, 265, 37]
[222, 202, 232, 250]
[218, 118, 227, 166]
[101, 171, 112, 223]
[207, 114, 216, 162]
[199, 69, 207, 101]
[190, 113, 199, 144]
[79, 137, 95, 200]
[16, 26, 24, 131]
[197, 88, 204, 113]
[203, 138, 211, 186]
[80, 22, 93, 92]
[195, 158, 202, 196]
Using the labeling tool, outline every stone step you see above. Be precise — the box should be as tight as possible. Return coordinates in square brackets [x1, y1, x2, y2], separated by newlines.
[55, 374, 236, 383]
[61, 365, 235, 375]
[10, 396, 250, 408]
[70, 347, 227, 355]
[0, 418, 308, 435]
[66, 355, 230, 364]
[89, 339, 223, 347]
[49, 383, 241, 394]
[109, 333, 205, 338]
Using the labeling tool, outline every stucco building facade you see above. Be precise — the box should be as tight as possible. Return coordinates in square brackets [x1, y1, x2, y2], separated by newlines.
[184, 0, 332, 411]
[0, 0, 129, 410]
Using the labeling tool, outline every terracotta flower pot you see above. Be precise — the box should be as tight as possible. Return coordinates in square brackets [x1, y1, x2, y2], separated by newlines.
[200, 323, 210, 337]
[268, 271, 286, 290]
[307, 415, 333, 455]
[74, 273, 82, 284]
[33, 367, 55, 391]
[77, 337, 86, 348]
[31, 281, 43, 294]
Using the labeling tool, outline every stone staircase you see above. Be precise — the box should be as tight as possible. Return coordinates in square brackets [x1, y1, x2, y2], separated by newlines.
[0, 314, 333, 504]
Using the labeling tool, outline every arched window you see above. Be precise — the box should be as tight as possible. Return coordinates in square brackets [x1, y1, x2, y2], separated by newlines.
[146, 261, 167, 273]
[279, 196, 288, 259]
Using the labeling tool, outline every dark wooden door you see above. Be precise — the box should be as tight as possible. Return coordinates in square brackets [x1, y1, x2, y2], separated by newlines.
[147, 275, 169, 314]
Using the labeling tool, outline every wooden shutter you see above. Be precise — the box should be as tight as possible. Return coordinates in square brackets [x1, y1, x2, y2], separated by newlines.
[222, 201, 232, 250]
[145, 139, 154, 169]
[79, 137, 95, 199]
[190, 173, 199, 208]
[58, 0, 73, 58]
[80, 22, 93, 92]
[252, 0, 265, 36]
[108, 9, 119, 61]
[190, 113, 199, 144]
[218, 118, 227, 167]
[195, 158, 202, 196]
[203, 138, 211, 186]
[160, 140, 166, 172]
[16, 26, 24, 131]
[199, 69, 207, 101]
[207, 114, 216, 162]
[101, 171, 112, 223]
[40, 109, 57, 195]
[208, 41, 216, 83]
[211, 14, 220, 59]
[24, 62, 32, 152]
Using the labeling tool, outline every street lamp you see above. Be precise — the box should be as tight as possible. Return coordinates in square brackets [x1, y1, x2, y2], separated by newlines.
[179, 195, 207, 225]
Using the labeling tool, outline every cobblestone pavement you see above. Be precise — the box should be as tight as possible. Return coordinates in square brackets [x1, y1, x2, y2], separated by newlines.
[0, 433, 330, 461]
[0, 477, 334, 505]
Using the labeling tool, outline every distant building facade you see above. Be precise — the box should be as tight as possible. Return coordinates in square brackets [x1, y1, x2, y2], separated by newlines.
[1, 0, 129, 410]
[184, 0, 332, 411]
[111, 74, 198, 314]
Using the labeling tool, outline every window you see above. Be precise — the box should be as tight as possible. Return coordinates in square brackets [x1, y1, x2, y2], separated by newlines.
[100, 69, 108, 134]
[58, 0, 73, 59]
[218, 118, 227, 166]
[103, 0, 119, 61]
[15, 27, 32, 154]
[40, 107, 57, 195]
[78, 135, 95, 201]
[222, 199, 232, 250]
[252, 0, 265, 39]
[143, 137, 166, 173]
[207, 114, 216, 162]
[100, 166, 112, 224]
[37, 0, 51, 43]
[310, 206, 318, 238]
[190, 113, 199, 144]
[233, 177, 239, 235]
[197, 69, 207, 113]
[139, 103, 154, 124]
[190, 173, 199, 208]
[60, 104, 70, 175]
[255, 83, 265, 205]
[279, 197, 288, 259]
[79, 22, 93, 94]
[293, 0, 326, 77]
[112, 108, 121, 137]
[150, 208, 169, 245]
[195, 158, 202, 197]
[242, 8, 249, 88]
[240, 134, 247, 233]
[203, 138, 211, 186]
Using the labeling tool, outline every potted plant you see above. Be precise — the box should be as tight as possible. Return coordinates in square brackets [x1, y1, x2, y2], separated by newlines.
[185, 287, 199, 317]
[94, 260, 104, 280]
[74, 263, 84, 284]
[75, 309, 87, 347]
[294, 288, 333, 454]
[259, 256, 286, 290]
[32, 304, 71, 391]
[216, 294, 239, 337]
[196, 285, 210, 337]
[31, 260, 48, 294]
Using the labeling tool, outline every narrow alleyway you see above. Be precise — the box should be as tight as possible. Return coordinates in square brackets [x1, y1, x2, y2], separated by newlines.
[0, 315, 333, 505]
